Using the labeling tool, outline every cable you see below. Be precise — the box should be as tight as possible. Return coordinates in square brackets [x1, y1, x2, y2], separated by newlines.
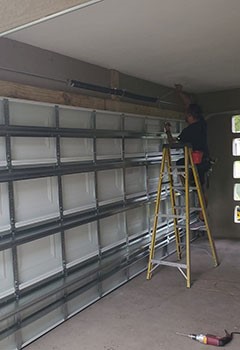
[0, 66, 66, 84]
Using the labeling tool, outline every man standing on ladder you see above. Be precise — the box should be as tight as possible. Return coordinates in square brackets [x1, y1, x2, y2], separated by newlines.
[165, 84, 211, 230]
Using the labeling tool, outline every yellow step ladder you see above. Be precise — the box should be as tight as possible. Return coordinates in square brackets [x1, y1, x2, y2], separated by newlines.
[146, 144, 219, 288]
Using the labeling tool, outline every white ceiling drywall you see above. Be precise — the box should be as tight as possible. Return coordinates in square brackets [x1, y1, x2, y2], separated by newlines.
[5, 0, 240, 92]
[0, 0, 94, 34]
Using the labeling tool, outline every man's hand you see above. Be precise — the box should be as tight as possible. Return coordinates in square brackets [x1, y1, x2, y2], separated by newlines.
[175, 84, 183, 93]
[164, 122, 171, 132]
[164, 122, 175, 144]
[174, 83, 191, 108]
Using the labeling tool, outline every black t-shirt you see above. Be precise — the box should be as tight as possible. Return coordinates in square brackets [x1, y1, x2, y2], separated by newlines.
[178, 120, 208, 156]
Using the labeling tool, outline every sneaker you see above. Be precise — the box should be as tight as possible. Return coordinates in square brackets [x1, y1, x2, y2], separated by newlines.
[190, 218, 206, 231]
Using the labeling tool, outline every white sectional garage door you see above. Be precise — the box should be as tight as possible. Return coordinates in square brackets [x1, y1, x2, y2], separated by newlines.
[0, 97, 185, 349]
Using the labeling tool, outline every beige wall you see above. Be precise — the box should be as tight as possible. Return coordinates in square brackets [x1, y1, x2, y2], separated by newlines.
[197, 89, 240, 115]
[195, 91, 240, 238]
[206, 113, 240, 238]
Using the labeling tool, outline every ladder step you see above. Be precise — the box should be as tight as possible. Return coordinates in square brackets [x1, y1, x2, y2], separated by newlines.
[159, 214, 186, 219]
[151, 259, 187, 269]
[167, 171, 186, 176]
[173, 186, 198, 190]
[172, 186, 185, 190]
[175, 223, 187, 228]
[174, 206, 202, 211]
[170, 165, 193, 169]
[158, 211, 201, 219]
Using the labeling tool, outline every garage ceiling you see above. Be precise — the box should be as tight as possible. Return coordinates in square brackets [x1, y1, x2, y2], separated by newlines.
[4, 0, 240, 92]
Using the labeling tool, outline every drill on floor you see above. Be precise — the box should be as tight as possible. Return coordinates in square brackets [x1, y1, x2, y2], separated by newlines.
[177, 330, 240, 346]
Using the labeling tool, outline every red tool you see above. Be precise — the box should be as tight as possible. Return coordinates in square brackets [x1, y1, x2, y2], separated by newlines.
[176, 330, 240, 346]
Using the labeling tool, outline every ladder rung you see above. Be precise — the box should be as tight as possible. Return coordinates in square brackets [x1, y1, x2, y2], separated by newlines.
[173, 186, 197, 190]
[175, 223, 187, 228]
[169, 166, 194, 170]
[151, 259, 187, 269]
[159, 214, 186, 219]
[171, 165, 185, 169]
[174, 206, 202, 211]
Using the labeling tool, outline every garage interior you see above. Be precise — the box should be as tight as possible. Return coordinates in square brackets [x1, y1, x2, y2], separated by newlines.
[0, 1, 240, 349]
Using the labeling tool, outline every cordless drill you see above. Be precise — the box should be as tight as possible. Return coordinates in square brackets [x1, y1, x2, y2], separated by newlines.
[177, 330, 240, 346]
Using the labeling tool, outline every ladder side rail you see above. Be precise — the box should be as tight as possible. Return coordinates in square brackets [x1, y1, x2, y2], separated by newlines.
[166, 148, 182, 260]
[184, 146, 191, 288]
[188, 149, 219, 267]
[147, 148, 167, 279]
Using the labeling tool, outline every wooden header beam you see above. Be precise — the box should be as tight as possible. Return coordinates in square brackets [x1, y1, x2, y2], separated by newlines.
[0, 80, 184, 120]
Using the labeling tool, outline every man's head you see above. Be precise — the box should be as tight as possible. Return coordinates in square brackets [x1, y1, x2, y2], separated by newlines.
[185, 103, 203, 124]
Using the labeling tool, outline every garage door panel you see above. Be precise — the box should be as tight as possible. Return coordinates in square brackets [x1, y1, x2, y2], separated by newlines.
[101, 269, 127, 295]
[0, 98, 4, 124]
[128, 256, 148, 278]
[96, 138, 122, 159]
[0, 249, 14, 298]
[101, 246, 128, 296]
[126, 206, 148, 238]
[124, 139, 145, 157]
[96, 111, 122, 130]
[11, 137, 56, 165]
[145, 139, 161, 155]
[0, 183, 10, 232]
[9, 101, 55, 127]
[0, 334, 16, 350]
[20, 290, 63, 322]
[99, 213, 126, 249]
[62, 172, 96, 214]
[65, 223, 99, 266]
[146, 118, 162, 132]
[128, 234, 149, 255]
[124, 115, 144, 131]
[21, 307, 64, 347]
[60, 137, 93, 162]
[59, 107, 92, 129]
[67, 284, 100, 317]
[125, 166, 146, 197]
[14, 177, 59, 227]
[0, 137, 6, 166]
[66, 262, 99, 295]
[97, 169, 124, 204]
[17, 233, 62, 287]
[148, 164, 161, 193]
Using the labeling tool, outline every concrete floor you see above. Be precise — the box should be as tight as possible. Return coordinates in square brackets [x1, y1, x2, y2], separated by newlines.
[25, 239, 240, 350]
